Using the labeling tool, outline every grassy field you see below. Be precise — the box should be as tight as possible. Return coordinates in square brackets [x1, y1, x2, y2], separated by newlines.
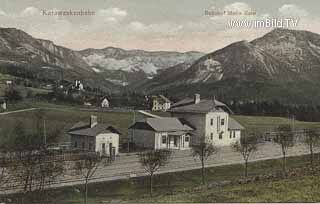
[233, 115, 320, 132]
[1, 102, 320, 146]
[5, 153, 320, 203]
[138, 174, 320, 203]
[0, 107, 134, 144]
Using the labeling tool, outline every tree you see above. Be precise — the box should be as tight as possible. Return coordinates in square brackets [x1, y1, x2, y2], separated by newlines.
[36, 151, 65, 192]
[9, 122, 42, 193]
[7, 121, 64, 202]
[75, 153, 111, 204]
[232, 132, 259, 179]
[138, 149, 172, 197]
[273, 124, 295, 176]
[4, 87, 22, 102]
[0, 155, 10, 194]
[303, 129, 320, 169]
[191, 139, 219, 185]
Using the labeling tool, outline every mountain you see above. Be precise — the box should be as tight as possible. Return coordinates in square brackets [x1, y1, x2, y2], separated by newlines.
[0, 27, 116, 91]
[79, 47, 204, 85]
[252, 29, 320, 80]
[0, 27, 203, 91]
[137, 29, 320, 104]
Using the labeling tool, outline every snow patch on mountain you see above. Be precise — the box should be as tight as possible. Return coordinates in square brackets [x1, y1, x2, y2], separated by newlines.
[92, 67, 102, 73]
[82, 53, 160, 73]
[105, 78, 128, 86]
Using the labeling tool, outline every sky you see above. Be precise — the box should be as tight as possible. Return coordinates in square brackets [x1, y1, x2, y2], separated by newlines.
[0, 0, 319, 52]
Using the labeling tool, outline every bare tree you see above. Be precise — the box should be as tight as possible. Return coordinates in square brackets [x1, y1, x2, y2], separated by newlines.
[303, 129, 320, 169]
[8, 122, 64, 201]
[9, 122, 42, 193]
[191, 139, 219, 185]
[36, 151, 65, 191]
[0, 155, 10, 193]
[75, 153, 111, 204]
[138, 149, 172, 197]
[232, 132, 259, 179]
[274, 124, 295, 176]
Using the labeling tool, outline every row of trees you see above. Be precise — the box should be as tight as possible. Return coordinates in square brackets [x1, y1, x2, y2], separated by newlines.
[137, 124, 320, 198]
[1, 124, 320, 202]
[0, 126, 113, 204]
[228, 100, 320, 122]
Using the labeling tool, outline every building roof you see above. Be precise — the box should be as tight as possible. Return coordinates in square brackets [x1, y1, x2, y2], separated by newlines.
[152, 95, 171, 103]
[170, 98, 233, 114]
[129, 117, 194, 132]
[228, 118, 245, 130]
[68, 122, 120, 137]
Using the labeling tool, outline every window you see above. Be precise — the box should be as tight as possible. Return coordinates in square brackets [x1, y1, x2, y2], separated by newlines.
[230, 131, 232, 139]
[162, 136, 167, 144]
[74, 141, 78, 148]
[221, 119, 225, 126]
[210, 133, 213, 140]
[210, 118, 213, 126]
[185, 136, 189, 142]
[219, 132, 223, 140]
[89, 143, 93, 151]
[233, 131, 236, 138]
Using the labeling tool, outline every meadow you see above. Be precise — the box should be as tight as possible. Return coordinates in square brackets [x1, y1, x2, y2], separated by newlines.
[1, 102, 320, 146]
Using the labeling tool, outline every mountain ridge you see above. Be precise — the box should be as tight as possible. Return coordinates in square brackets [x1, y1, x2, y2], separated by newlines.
[136, 28, 320, 104]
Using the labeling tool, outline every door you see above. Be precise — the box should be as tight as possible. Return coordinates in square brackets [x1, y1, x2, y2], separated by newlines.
[174, 136, 178, 147]
[102, 143, 106, 155]
[109, 143, 113, 157]
[112, 147, 116, 160]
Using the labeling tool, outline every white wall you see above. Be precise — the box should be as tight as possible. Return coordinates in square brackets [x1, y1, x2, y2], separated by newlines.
[172, 111, 241, 146]
[152, 100, 170, 111]
[1, 102, 6, 110]
[155, 132, 168, 149]
[205, 111, 241, 146]
[155, 132, 190, 150]
[96, 133, 119, 156]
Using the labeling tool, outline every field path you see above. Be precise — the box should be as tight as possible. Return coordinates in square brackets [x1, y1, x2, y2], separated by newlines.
[0, 108, 39, 115]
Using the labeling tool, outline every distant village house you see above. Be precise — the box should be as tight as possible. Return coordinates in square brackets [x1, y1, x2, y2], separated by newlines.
[151, 95, 171, 112]
[0, 97, 6, 110]
[75, 80, 84, 91]
[6, 80, 12, 86]
[101, 97, 110, 108]
[68, 115, 120, 157]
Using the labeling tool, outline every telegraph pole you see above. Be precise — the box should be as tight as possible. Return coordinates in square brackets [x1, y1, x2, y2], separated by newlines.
[43, 118, 47, 149]
[128, 108, 136, 153]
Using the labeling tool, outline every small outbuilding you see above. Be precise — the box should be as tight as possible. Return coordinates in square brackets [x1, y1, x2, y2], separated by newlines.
[0, 97, 6, 110]
[101, 97, 110, 108]
[68, 115, 120, 157]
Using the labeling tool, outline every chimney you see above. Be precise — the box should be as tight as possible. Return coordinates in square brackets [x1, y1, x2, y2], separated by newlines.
[90, 115, 98, 128]
[194, 94, 200, 104]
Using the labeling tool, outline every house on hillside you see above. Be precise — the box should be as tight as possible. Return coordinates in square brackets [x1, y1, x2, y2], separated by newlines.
[169, 94, 244, 146]
[6, 80, 12, 86]
[151, 95, 171, 112]
[0, 97, 6, 110]
[75, 80, 84, 91]
[68, 115, 120, 157]
[129, 117, 194, 150]
[101, 97, 110, 108]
